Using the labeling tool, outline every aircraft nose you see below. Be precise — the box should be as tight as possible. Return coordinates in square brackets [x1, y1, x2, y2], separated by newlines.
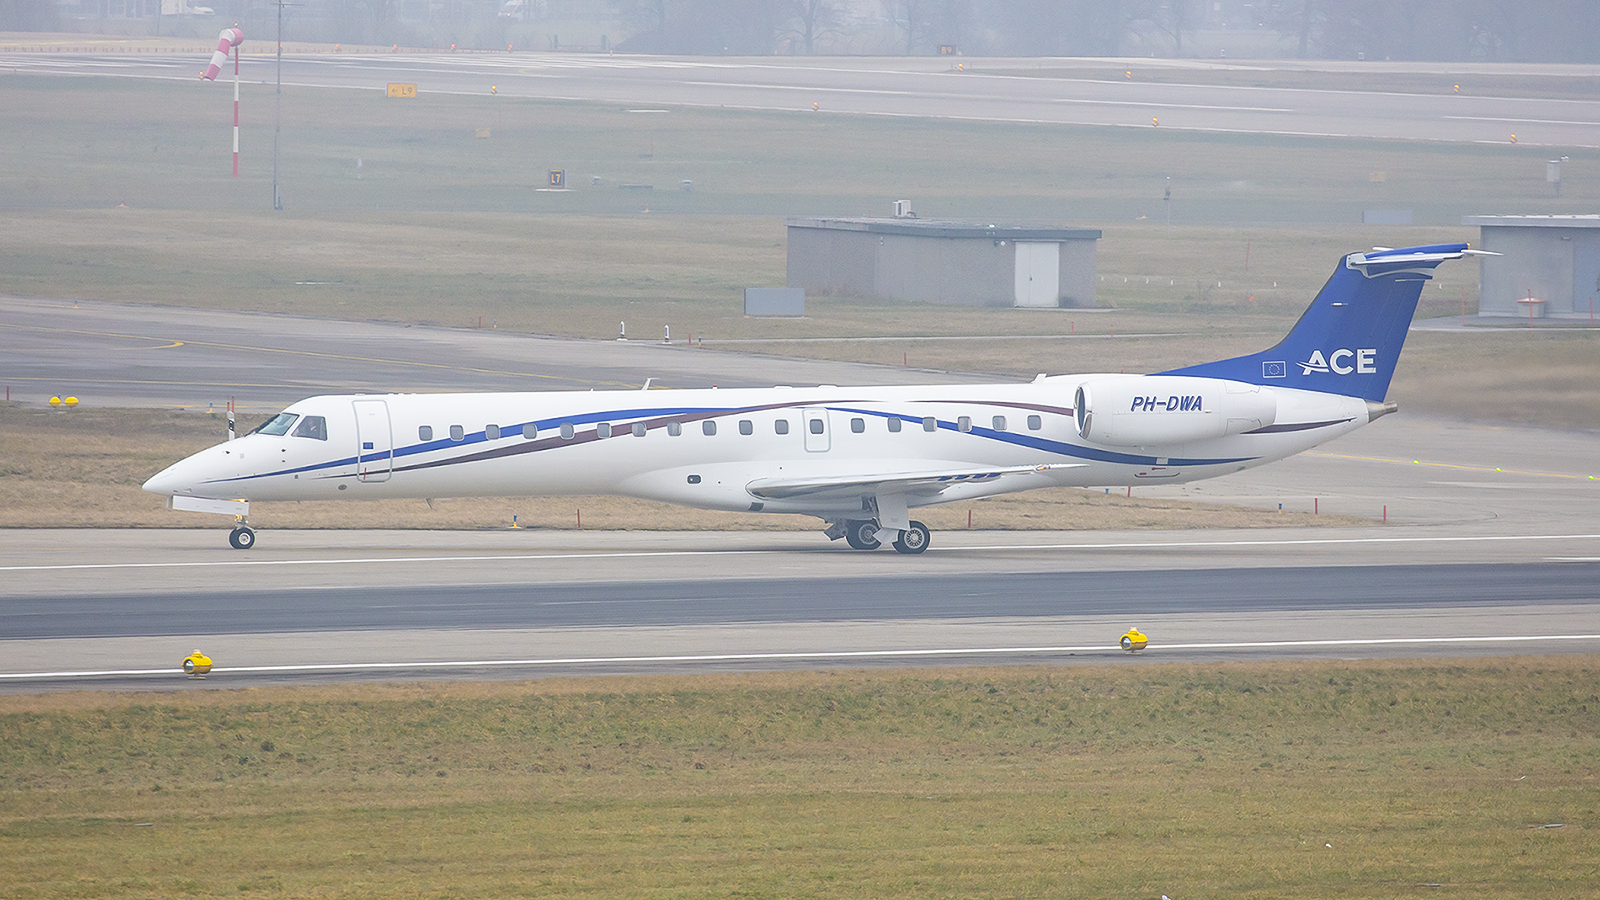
[143, 441, 253, 498]
[142, 461, 191, 496]
[143, 447, 222, 496]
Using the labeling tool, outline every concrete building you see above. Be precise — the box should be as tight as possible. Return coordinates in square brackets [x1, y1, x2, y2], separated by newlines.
[786, 217, 1102, 308]
[1463, 215, 1600, 320]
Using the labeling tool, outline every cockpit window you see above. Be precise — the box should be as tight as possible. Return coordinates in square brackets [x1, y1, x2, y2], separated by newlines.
[292, 415, 328, 441]
[254, 413, 298, 436]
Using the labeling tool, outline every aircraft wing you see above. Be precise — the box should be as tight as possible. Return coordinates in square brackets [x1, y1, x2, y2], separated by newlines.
[745, 463, 1085, 502]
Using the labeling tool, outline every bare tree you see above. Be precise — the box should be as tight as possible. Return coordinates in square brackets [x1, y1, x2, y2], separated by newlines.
[785, 0, 840, 53]
[1130, 0, 1198, 57]
[1272, 0, 1324, 58]
[924, 0, 974, 51]
[988, 0, 1131, 56]
[881, 0, 931, 54]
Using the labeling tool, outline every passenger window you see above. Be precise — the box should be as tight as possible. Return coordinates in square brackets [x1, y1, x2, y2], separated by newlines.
[254, 413, 298, 436]
[523, 424, 537, 439]
[667, 421, 682, 436]
[597, 422, 612, 439]
[775, 419, 789, 435]
[958, 416, 972, 433]
[560, 423, 575, 440]
[887, 418, 902, 433]
[419, 425, 433, 441]
[809, 418, 824, 435]
[449, 424, 465, 442]
[486, 424, 499, 441]
[992, 415, 1006, 432]
[292, 415, 327, 440]
[739, 419, 753, 435]
[703, 421, 717, 436]
[850, 417, 865, 433]
[632, 422, 647, 437]
[922, 416, 937, 432]
[1027, 415, 1042, 431]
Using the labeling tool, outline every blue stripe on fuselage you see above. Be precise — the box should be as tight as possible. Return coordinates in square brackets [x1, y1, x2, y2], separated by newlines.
[826, 406, 1255, 467]
[197, 399, 1257, 487]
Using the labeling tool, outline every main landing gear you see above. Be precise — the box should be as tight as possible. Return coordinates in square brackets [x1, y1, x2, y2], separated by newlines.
[228, 517, 256, 550]
[892, 521, 930, 554]
[844, 519, 882, 550]
[836, 519, 931, 555]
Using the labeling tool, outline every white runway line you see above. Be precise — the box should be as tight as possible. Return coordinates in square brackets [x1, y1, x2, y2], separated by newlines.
[4, 634, 1598, 681]
[4, 532, 1600, 574]
[1053, 97, 1294, 112]
[1445, 115, 1600, 126]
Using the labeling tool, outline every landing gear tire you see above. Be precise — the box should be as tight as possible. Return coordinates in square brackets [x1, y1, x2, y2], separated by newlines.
[844, 519, 881, 551]
[892, 521, 930, 555]
[228, 526, 256, 550]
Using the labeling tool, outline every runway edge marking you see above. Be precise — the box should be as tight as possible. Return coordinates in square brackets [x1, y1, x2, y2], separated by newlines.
[5, 634, 1599, 681]
[6, 532, 1600, 573]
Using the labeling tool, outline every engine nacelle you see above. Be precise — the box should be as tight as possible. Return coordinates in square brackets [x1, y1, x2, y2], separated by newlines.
[1074, 376, 1276, 447]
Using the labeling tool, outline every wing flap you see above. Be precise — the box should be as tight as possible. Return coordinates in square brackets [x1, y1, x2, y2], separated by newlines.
[745, 463, 1084, 502]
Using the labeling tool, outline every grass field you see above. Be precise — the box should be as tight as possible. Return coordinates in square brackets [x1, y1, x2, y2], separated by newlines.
[2, 659, 1596, 898]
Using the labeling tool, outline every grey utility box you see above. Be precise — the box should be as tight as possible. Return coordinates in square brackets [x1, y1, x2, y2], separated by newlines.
[1463, 215, 1600, 319]
[745, 287, 805, 316]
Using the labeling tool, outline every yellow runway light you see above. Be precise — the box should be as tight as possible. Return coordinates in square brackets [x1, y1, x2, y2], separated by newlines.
[182, 650, 213, 676]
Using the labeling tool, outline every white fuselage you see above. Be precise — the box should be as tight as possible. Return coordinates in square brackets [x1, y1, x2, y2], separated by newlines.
[143, 375, 1373, 521]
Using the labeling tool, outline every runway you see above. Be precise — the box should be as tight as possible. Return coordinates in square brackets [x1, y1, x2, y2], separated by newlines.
[5, 51, 1599, 147]
[3, 293, 1600, 689]
[3, 525, 1599, 690]
[9, 560, 1600, 638]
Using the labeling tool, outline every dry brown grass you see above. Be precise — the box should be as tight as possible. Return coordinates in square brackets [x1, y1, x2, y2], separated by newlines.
[2, 659, 1597, 899]
[0, 404, 1358, 530]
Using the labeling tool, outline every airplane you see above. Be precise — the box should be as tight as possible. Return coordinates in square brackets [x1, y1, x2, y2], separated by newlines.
[143, 242, 1483, 553]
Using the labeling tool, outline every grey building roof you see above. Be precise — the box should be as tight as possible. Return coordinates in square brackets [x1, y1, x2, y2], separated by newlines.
[786, 217, 1102, 241]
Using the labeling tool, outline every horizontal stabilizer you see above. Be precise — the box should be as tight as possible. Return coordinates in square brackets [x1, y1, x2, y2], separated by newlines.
[1346, 245, 1497, 272]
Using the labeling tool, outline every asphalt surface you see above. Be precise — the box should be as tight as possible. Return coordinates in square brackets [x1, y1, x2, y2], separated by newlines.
[6, 564, 1599, 640]
[0, 294, 984, 412]
[5, 52, 1598, 147]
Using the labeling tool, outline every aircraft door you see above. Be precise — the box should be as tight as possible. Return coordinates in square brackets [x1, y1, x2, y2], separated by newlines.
[352, 399, 393, 482]
[802, 407, 830, 452]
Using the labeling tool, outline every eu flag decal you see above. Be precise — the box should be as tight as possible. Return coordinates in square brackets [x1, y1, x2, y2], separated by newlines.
[1262, 360, 1287, 378]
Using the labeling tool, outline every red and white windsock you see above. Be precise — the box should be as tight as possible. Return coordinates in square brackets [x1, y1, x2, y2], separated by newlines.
[201, 27, 243, 81]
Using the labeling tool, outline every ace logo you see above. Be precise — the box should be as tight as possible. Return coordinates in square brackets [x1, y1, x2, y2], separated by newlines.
[1300, 348, 1377, 376]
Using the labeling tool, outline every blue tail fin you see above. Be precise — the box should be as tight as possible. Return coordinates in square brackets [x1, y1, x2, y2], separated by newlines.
[1160, 244, 1473, 402]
